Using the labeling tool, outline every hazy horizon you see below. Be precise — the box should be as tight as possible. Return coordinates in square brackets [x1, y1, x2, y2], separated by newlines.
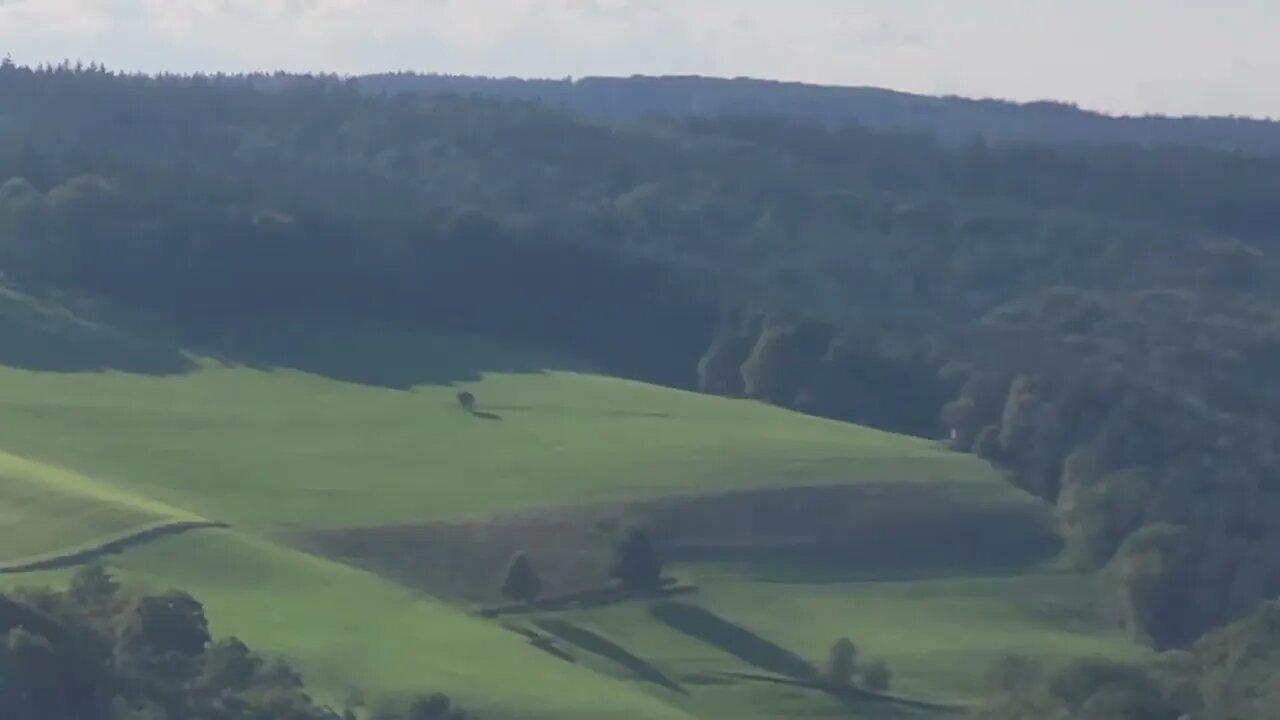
[1, 0, 1277, 120]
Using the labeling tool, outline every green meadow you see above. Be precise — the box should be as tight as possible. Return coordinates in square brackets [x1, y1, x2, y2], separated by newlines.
[0, 293, 1141, 718]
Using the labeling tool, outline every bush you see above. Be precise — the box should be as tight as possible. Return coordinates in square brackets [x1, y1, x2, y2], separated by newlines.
[609, 528, 663, 591]
[1103, 523, 1196, 647]
[740, 323, 807, 404]
[500, 552, 542, 604]
[940, 397, 979, 450]
[974, 424, 1004, 462]
[697, 330, 752, 396]
[455, 391, 476, 412]
[998, 375, 1041, 462]
[824, 638, 858, 686]
[861, 659, 891, 692]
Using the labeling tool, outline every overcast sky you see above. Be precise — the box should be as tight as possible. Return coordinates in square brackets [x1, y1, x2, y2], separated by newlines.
[1, 0, 1276, 118]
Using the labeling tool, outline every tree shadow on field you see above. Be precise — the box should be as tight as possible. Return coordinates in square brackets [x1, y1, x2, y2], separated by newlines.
[649, 601, 819, 681]
[485, 404, 671, 419]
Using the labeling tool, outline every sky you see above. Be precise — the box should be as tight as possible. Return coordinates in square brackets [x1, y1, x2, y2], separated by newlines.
[1, 0, 1277, 118]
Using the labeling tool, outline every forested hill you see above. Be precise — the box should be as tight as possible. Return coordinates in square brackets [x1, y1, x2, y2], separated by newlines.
[3, 62, 1280, 654]
[355, 73, 1280, 155]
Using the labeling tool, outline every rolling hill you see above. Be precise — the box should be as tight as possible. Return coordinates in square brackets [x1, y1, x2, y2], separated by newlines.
[0, 288, 1143, 718]
[355, 73, 1280, 155]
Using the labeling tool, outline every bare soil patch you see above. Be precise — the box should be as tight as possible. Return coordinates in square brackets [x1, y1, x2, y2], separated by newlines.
[295, 482, 1059, 602]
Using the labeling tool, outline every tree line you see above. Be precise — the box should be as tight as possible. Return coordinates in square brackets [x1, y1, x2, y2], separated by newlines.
[358, 73, 1280, 156]
[973, 599, 1280, 719]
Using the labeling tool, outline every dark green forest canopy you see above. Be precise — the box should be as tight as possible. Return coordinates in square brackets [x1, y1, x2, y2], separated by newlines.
[974, 600, 1280, 720]
[357, 73, 1280, 156]
[3, 62, 1280, 650]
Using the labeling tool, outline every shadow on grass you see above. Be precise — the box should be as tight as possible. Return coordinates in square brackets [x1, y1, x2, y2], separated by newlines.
[485, 404, 672, 419]
[480, 584, 697, 617]
[649, 602, 818, 681]
[528, 635, 577, 663]
[533, 619, 687, 694]
[727, 555, 1066, 586]
[647, 603, 958, 716]
[719, 671, 964, 717]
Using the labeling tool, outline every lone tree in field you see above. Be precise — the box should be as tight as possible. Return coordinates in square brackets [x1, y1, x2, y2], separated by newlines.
[500, 552, 542, 604]
[824, 638, 858, 686]
[456, 391, 476, 413]
[609, 528, 663, 591]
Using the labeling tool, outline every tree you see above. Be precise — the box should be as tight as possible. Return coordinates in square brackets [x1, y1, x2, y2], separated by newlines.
[824, 638, 858, 686]
[0, 628, 62, 719]
[998, 375, 1042, 464]
[973, 424, 1004, 463]
[407, 693, 464, 720]
[2, 580, 339, 720]
[861, 659, 892, 692]
[940, 396, 979, 451]
[1057, 448, 1152, 569]
[115, 591, 211, 690]
[609, 528, 663, 591]
[697, 330, 752, 396]
[740, 323, 806, 405]
[456, 391, 476, 413]
[500, 552, 542, 604]
[1103, 524, 1196, 648]
[196, 637, 262, 693]
[67, 563, 120, 612]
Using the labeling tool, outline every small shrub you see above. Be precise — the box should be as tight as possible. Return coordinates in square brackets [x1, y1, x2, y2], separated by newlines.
[500, 552, 542, 604]
[824, 638, 858, 686]
[861, 659, 892, 692]
[455, 391, 476, 412]
[974, 424, 1004, 462]
[609, 528, 663, 591]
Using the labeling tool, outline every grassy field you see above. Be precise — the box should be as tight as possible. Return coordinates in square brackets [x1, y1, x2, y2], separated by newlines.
[0, 295, 1142, 719]
[0, 449, 203, 569]
[5, 530, 691, 720]
[556, 566, 1147, 717]
[0, 313, 990, 533]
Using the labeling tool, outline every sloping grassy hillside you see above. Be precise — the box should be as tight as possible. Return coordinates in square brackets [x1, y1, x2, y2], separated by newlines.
[573, 566, 1147, 704]
[0, 450, 204, 570]
[0, 313, 991, 534]
[0, 296, 1137, 719]
[4, 529, 691, 720]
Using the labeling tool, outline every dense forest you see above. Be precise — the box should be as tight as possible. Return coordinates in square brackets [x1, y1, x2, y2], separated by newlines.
[356, 73, 1280, 155]
[3, 60, 1280, 666]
